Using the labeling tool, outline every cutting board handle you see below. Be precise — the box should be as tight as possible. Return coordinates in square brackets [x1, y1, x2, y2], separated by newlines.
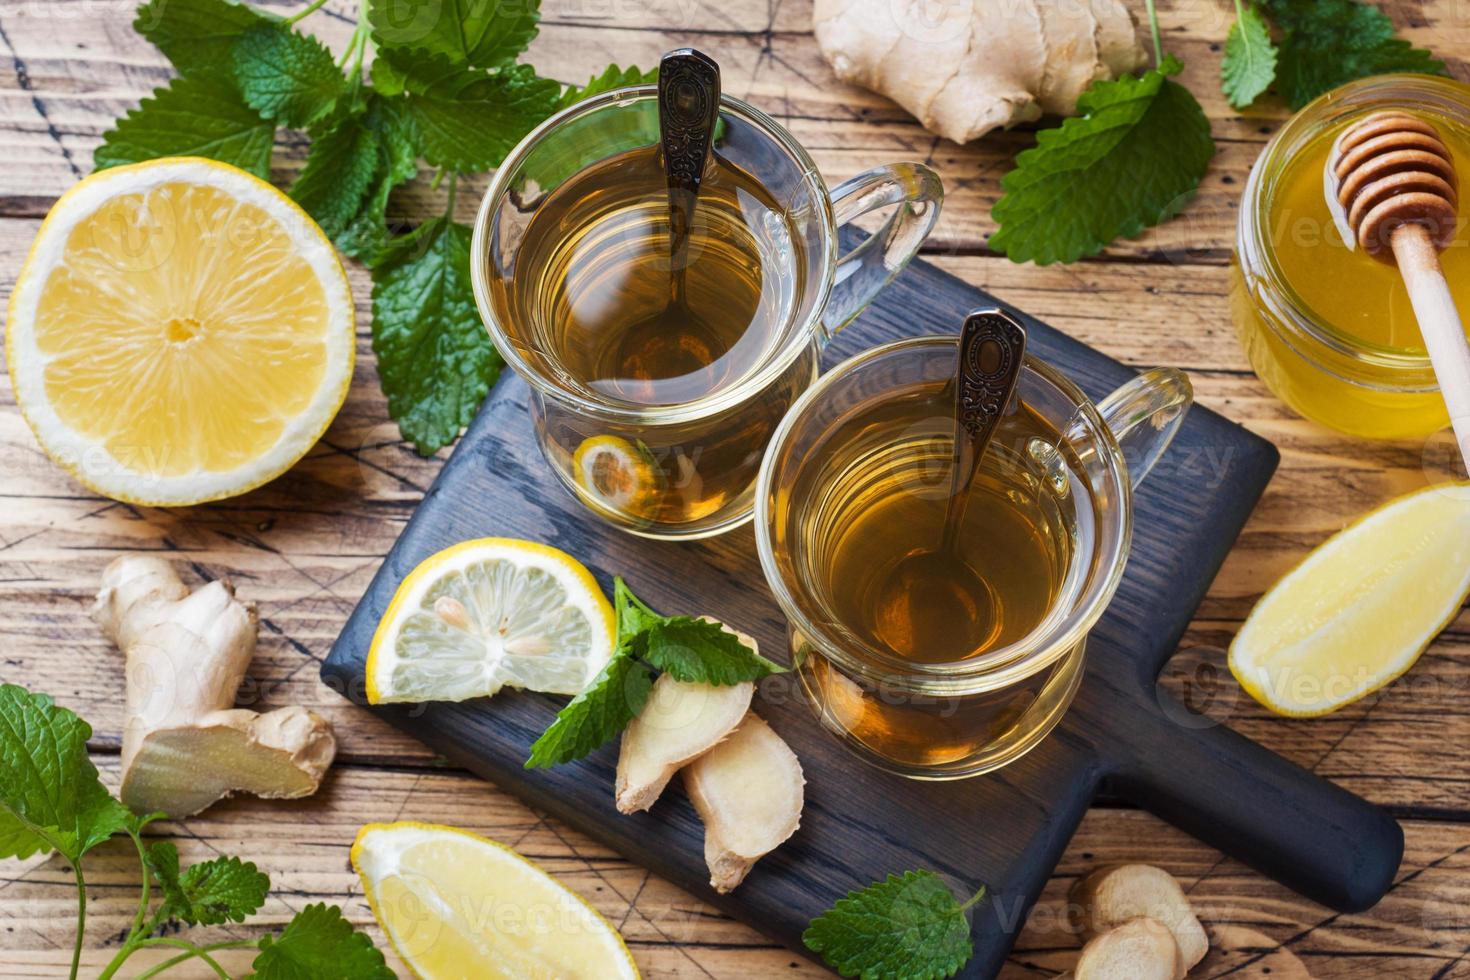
[1109, 701, 1403, 912]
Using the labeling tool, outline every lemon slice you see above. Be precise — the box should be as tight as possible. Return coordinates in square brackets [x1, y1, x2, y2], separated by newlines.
[366, 538, 615, 704]
[571, 434, 661, 517]
[353, 822, 638, 979]
[6, 157, 354, 505]
[1229, 482, 1470, 717]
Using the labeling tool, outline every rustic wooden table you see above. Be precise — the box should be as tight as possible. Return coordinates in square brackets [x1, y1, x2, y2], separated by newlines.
[2, 1, 1467, 976]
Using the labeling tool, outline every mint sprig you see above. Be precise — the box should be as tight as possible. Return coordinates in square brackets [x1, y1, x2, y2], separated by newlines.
[1221, 1, 1277, 109]
[526, 578, 786, 768]
[98, 0, 653, 455]
[803, 870, 987, 980]
[0, 684, 389, 980]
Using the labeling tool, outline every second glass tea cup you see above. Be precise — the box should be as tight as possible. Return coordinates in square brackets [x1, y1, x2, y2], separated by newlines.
[755, 333, 1193, 779]
[470, 86, 942, 539]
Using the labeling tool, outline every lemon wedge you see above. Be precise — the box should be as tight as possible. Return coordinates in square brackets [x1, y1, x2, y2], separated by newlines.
[366, 538, 615, 704]
[1229, 482, 1470, 717]
[353, 822, 639, 979]
[571, 434, 661, 518]
[6, 157, 354, 505]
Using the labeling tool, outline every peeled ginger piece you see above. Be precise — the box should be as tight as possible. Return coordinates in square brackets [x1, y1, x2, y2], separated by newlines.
[813, 0, 1147, 144]
[615, 675, 753, 813]
[683, 713, 805, 893]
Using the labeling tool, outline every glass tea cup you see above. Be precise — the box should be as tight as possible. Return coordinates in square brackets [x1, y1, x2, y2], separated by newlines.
[470, 86, 942, 539]
[754, 334, 1193, 779]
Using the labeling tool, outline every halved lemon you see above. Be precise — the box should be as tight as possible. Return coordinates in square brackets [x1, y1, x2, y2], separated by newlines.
[6, 157, 354, 505]
[1229, 482, 1470, 717]
[352, 822, 639, 979]
[366, 538, 615, 704]
[571, 434, 661, 517]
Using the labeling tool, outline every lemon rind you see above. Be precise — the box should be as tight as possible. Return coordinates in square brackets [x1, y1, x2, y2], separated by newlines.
[351, 820, 640, 980]
[365, 538, 616, 705]
[5, 157, 355, 506]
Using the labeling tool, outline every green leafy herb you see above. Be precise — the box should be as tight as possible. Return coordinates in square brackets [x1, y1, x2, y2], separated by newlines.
[556, 63, 657, 111]
[232, 23, 345, 127]
[147, 842, 270, 925]
[644, 618, 788, 685]
[525, 651, 655, 768]
[0, 684, 133, 863]
[527, 578, 787, 768]
[1221, 1, 1277, 109]
[990, 57, 1214, 265]
[94, 73, 275, 176]
[253, 903, 396, 979]
[370, 208, 500, 453]
[803, 870, 987, 980]
[368, 0, 540, 72]
[1262, 0, 1447, 110]
[0, 684, 386, 980]
[133, 0, 273, 81]
[104, 0, 650, 454]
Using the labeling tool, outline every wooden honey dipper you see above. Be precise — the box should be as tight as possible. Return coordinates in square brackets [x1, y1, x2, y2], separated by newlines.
[1330, 111, 1470, 471]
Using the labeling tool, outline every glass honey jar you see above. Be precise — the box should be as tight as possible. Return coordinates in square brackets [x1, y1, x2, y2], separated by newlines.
[1232, 74, 1470, 440]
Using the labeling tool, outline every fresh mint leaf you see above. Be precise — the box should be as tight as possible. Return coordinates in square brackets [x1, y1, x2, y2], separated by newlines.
[94, 73, 275, 177]
[803, 871, 984, 980]
[371, 216, 500, 453]
[1222, 4, 1277, 109]
[336, 95, 421, 261]
[233, 23, 345, 127]
[990, 58, 1214, 265]
[526, 652, 654, 768]
[1262, 0, 1446, 110]
[147, 842, 270, 925]
[292, 114, 381, 239]
[382, 51, 562, 171]
[557, 64, 656, 111]
[644, 618, 787, 685]
[369, 0, 539, 71]
[613, 576, 662, 647]
[253, 902, 394, 980]
[0, 684, 133, 862]
[134, 0, 273, 81]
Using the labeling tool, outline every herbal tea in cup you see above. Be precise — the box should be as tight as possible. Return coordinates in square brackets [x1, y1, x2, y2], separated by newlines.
[472, 85, 942, 540]
[755, 333, 1193, 778]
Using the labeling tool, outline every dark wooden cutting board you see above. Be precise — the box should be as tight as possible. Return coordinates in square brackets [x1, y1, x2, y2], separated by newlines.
[324, 245, 1403, 978]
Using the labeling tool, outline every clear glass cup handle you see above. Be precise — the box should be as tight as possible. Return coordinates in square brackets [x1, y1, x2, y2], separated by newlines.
[1096, 368, 1194, 488]
[821, 163, 944, 338]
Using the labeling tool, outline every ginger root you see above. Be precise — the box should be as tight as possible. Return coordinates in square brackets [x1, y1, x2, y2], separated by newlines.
[813, 0, 1146, 144]
[1068, 864, 1208, 976]
[683, 713, 804, 893]
[1074, 916, 1182, 980]
[615, 674, 753, 814]
[93, 556, 336, 818]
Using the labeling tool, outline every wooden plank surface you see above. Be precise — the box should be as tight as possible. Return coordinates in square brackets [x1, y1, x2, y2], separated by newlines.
[1, 0, 1468, 976]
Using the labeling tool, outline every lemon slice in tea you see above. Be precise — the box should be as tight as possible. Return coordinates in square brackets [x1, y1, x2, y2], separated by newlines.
[571, 434, 661, 516]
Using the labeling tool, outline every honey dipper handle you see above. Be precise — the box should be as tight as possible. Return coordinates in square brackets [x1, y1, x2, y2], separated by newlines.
[1392, 223, 1470, 474]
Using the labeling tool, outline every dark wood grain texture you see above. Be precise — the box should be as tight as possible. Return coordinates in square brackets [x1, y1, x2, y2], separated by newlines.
[324, 242, 1398, 976]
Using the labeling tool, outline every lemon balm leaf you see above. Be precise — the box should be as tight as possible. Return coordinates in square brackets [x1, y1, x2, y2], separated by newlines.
[336, 96, 421, 261]
[557, 64, 656, 111]
[526, 653, 655, 768]
[148, 842, 271, 926]
[292, 113, 381, 239]
[233, 23, 345, 127]
[370, 216, 501, 453]
[94, 74, 275, 177]
[368, 0, 540, 71]
[803, 870, 984, 980]
[1261, 0, 1447, 110]
[643, 618, 788, 685]
[0, 685, 133, 863]
[254, 903, 394, 980]
[1221, 3, 1277, 109]
[990, 58, 1214, 265]
[134, 0, 273, 81]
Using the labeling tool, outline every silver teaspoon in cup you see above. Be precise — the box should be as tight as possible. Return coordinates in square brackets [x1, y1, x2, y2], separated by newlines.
[871, 309, 1028, 663]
